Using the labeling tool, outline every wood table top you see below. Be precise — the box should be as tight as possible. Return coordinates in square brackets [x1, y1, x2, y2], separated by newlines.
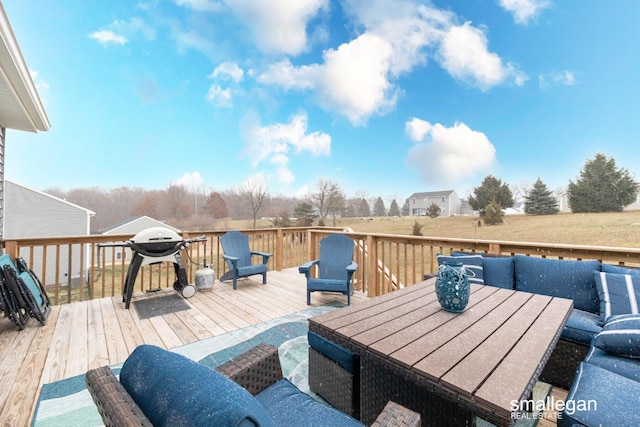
[309, 279, 573, 420]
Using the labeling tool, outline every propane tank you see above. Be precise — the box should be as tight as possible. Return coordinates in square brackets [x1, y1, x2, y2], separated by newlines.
[195, 265, 216, 291]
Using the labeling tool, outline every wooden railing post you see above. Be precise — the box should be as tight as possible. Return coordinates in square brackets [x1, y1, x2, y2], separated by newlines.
[4, 239, 18, 259]
[366, 235, 378, 297]
[488, 243, 501, 255]
[276, 228, 283, 271]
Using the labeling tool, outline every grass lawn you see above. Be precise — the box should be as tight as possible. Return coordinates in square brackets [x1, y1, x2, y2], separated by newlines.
[296, 211, 640, 249]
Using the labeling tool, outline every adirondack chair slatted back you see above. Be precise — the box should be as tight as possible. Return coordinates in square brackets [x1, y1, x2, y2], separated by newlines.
[221, 231, 253, 268]
[318, 234, 355, 280]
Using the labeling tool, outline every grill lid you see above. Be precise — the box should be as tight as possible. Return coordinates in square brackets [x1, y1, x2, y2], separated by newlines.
[131, 227, 182, 244]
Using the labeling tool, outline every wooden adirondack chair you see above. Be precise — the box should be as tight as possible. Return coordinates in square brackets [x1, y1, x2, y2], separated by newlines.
[219, 231, 272, 290]
[299, 233, 358, 305]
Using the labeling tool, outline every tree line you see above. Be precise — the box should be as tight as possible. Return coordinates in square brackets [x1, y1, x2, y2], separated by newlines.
[45, 179, 401, 233]
[47, 153, 637, 232]
[468, 153, 638, 224]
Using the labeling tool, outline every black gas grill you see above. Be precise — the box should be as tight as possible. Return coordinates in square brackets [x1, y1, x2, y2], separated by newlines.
[107, 227, 204, 309]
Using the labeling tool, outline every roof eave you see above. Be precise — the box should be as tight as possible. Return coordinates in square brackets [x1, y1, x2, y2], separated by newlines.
[0, 3, 50, 133]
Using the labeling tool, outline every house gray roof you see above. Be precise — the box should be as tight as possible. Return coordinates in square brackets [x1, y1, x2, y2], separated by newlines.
[408, 190, 456, 199]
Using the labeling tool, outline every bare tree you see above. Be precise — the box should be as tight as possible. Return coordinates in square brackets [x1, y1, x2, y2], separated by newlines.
[203, 191, 229, 219]
[311, 180, 345, 226]
[240, 176, 269, 228]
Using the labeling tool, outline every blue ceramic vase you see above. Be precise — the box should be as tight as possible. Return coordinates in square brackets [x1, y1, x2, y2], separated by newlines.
[435, 261, 470, 313]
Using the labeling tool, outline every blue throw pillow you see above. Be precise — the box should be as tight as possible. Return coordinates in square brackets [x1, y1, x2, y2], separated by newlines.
[602, 264, 640, 277]
[514, 255, 600, 313]
[437, 254, 484, 285]
[119, 344, 276, 427]
[594, 272, 640, 325]
[592, 314, 640, 359]
[482, 257, 515, 289]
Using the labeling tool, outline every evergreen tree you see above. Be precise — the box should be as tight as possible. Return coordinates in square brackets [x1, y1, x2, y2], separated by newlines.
[426, 202, 441, 218]
[358, 198, 371, 217]
[524, 178, 559, 215]
[484, 198, 504, 224]
[388, 199, 400, 216]
[568, 153, 638, 213]
[401, 199, 410, 216]
[468, 175, 514, 216]
[373, 197, 386, 216]
[293, 202, 315, 226]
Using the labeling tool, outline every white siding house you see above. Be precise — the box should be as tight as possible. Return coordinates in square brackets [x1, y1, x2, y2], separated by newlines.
[407, 190, 462, 217]
[3, 180, 94, 286]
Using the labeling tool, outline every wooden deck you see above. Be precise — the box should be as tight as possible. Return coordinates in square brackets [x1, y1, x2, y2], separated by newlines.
[0, 268, 567, 426]
[0, 268, 367, 426]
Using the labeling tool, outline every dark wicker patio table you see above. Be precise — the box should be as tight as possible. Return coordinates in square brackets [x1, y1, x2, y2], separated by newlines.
[309, 278, 573, 427]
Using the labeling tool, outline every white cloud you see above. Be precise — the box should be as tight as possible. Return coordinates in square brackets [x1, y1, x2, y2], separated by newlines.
[436, 22, 528, 90]
[89, 18, 156, 47]
[29, 69, 49, 92]
[406, 120, 496, 185]
[173, 171, 204, 189]
[498, 0, 551, 25]
[173, 0, 223, 12]
[205, 85, 233, 107]
[405, 117, 432, 142]
[206, 62, 245, 107]
[226, 0, 329, 55]
[242, 111, 331, 184]
[539, 70, 576, 89]
[259, 1, 526, 124]
[89, 30, 128, 46]
[210, 62, 244, 83]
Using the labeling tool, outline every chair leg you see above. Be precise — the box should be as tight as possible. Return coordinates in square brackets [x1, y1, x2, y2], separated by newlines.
[307, 290, 311, 305]
[262, 273, 267, 285]
[233, 272, 238, 290]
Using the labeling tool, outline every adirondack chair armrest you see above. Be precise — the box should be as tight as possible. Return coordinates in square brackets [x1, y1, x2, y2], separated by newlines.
[299, 260, 320, 276]
[346, 261, 358, 273]
[251, 251, 272, 264]
[222, 254, 240, 265]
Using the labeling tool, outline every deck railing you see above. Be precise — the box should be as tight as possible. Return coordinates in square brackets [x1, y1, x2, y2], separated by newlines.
[3, 227, 640, 304]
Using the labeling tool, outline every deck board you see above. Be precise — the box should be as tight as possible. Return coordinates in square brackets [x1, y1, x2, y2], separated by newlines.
[0, 268, 367, 426]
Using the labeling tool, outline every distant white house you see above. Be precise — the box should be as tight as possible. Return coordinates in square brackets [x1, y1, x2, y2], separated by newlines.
[3, 180, 95, 286]
[407, 190, 462, 217]
[99, 216, 180, 263]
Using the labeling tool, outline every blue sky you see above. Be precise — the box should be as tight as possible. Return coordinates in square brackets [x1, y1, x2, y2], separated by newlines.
[3, 0, 639, 203]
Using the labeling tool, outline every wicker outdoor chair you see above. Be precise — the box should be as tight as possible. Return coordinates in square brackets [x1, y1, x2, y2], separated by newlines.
[86, 343, 420, 427]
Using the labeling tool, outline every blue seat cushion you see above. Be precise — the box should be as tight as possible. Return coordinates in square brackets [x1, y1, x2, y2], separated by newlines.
[482, 256, 515, 289]
[256, 378, 363, 427]
[514, 255, 600, 313]
[307, 278, 349, 293]
[601, 263, 640, 277]
[437, 254, 484, 285]
[592, 314, 640, 359]
[308, 332, 358, 374]
[238, 264, 267, 276]
[585, 346, 640, 382]
[558, 362, 640, 427]
[119, 344, 275, 427]
[594, 272, 640, 325]
[562, 309, 602, 345]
